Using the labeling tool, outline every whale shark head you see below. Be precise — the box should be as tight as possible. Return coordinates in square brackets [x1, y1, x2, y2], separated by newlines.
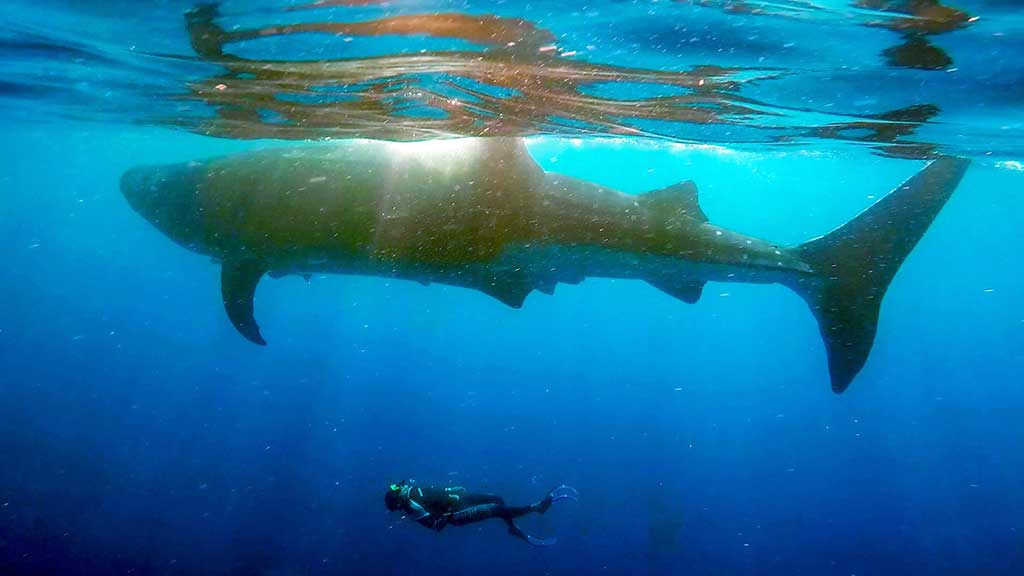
[121, 161, 209, 252]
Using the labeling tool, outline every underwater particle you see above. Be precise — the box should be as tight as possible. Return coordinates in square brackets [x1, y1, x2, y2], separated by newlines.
[215, 83, 227, 91]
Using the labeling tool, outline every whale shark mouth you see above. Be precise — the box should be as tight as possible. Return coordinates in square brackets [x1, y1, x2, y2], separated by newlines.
[120, 162, 208, 252]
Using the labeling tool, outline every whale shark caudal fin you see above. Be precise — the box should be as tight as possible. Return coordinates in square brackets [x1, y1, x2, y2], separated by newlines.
[221, 258, 268, 346]
[788, 156, 970, 394]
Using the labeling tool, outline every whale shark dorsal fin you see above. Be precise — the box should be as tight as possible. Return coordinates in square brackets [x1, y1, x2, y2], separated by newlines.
[478, 137, 542, 174]
[479, 137, 527, 158]
[643, 180, 707, 222]
[647, 278, 705, 304]
[221, 258, 268, 345]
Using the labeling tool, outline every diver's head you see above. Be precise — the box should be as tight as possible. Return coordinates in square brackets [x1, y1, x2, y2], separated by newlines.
[384, 481, 408, 512]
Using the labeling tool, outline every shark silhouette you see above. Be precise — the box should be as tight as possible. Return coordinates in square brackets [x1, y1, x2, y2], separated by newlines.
[121, 138, 969, 393]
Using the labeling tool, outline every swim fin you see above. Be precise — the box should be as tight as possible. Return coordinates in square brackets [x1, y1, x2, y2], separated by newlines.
[536, 484, 579, 513]
[525, 534, 557, 547]
[550, 485, 579, 503]
[509, 523, 558, 547]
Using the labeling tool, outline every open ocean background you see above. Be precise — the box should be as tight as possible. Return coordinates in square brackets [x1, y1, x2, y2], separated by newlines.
[2, 1, 1023, 574]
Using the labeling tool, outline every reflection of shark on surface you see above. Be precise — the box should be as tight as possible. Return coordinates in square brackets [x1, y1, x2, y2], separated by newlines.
[121, 138, 969, 393]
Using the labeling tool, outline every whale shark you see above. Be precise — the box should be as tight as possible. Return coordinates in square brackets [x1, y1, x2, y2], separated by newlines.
[120, 138, 969, 393]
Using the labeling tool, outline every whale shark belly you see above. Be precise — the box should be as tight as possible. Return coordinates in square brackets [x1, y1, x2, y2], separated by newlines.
[492, 243, 788, 289]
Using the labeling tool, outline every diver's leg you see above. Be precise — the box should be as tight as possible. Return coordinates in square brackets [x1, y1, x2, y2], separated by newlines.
[501, 504, 536, 519]
[447, 503, 502, 526]
[451, 490, 575, 546]
[459, 494, 504, 508]
[506, 485, 581, 518]
[490, 486, 582, 520]
[506, 520, 558, 547]
[506, 521, 529, 541]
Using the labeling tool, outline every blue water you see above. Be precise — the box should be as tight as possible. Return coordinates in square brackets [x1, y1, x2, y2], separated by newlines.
[3, 1, 1024, 575]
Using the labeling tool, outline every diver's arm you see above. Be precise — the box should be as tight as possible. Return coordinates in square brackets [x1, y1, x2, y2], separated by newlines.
[407, 488, 453, 531]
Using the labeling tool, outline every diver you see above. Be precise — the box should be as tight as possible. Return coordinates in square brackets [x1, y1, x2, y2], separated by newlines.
[384, 480, 578, 546]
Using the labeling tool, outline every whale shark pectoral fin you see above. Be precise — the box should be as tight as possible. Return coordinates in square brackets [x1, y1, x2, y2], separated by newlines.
[643, 180, 707, 223]
[647, 278, 705, 304]
[221, 258, 268, 346]
[477, 273, 533, 308]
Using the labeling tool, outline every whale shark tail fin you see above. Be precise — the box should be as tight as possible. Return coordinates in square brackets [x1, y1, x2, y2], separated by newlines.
[788, 156, 969, 394]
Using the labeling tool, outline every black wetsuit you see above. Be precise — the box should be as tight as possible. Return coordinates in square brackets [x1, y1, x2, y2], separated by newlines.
[400, 486, 543, 540]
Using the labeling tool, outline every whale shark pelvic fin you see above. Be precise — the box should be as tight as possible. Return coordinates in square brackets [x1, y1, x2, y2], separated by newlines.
[221, 258, 268, 346]
[477, 271, 533, 308]
[788, 156, 970, 393]
[648, 278, 705, 304]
